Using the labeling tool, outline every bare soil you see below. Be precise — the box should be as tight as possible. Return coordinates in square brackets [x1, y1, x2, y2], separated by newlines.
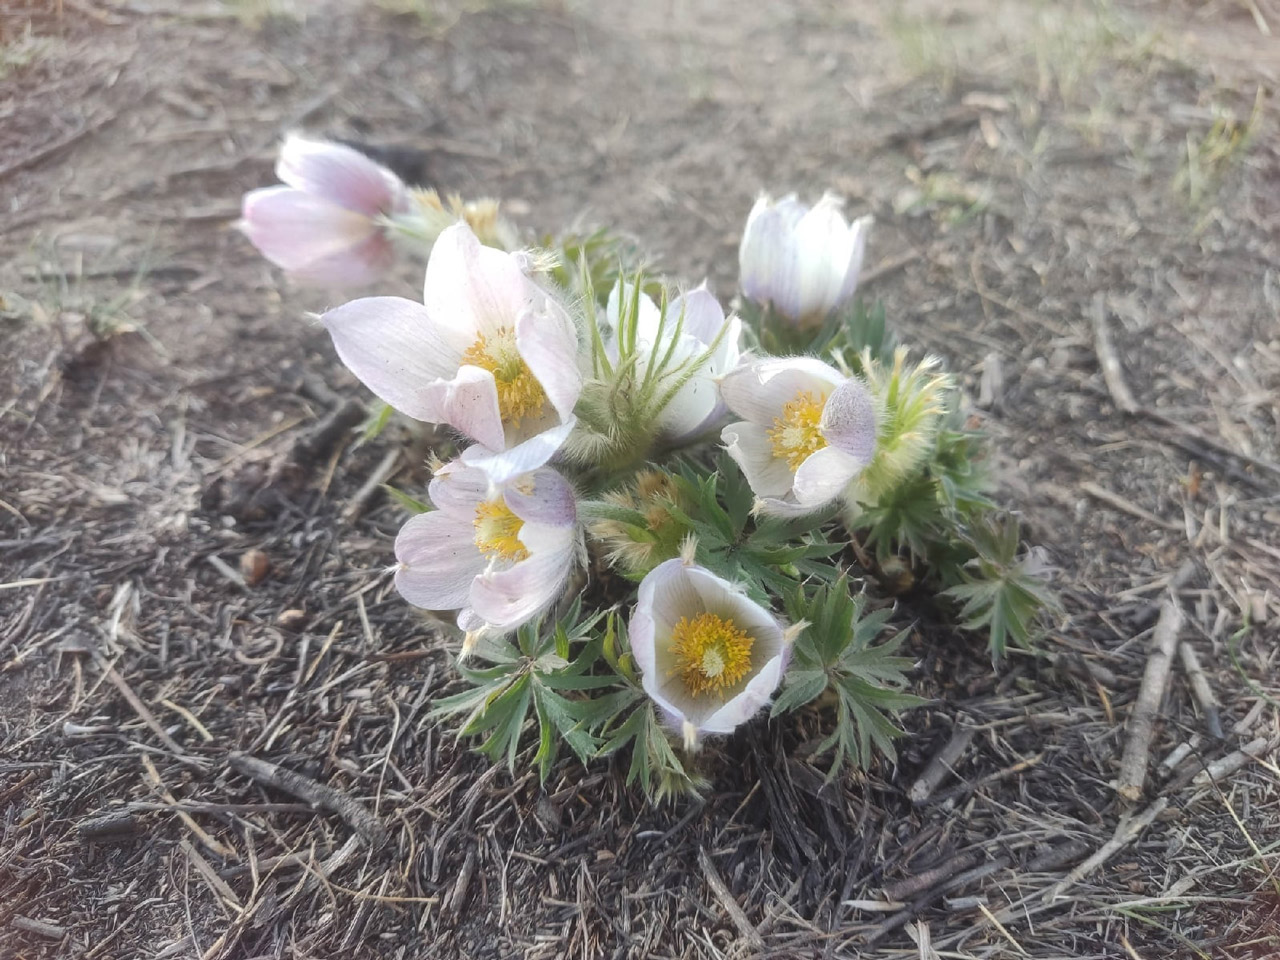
[2, 1, 1279, 958]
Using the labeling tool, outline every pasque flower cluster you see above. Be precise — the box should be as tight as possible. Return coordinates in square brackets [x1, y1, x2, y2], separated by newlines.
[239, 138, 941, 764]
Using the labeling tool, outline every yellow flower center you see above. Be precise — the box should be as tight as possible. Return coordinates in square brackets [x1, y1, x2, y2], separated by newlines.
[767, 390, 827, 470]
[669, 612, 754, 698]
[473, 498, 528, 562]
[460, 328, 547, 427]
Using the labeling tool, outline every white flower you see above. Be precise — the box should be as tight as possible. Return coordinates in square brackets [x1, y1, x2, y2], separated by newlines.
[738, 192, 871, 327]
[601, 282, 741, 440]
[322, 222, 582, 482]
[394, 461, 579, 635]
[720, 357, 877, 516]
[630, 558, 790, 748]
[240, 135, 409, 287]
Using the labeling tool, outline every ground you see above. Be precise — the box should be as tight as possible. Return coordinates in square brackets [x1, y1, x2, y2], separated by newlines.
[2, 0, 1279, 958]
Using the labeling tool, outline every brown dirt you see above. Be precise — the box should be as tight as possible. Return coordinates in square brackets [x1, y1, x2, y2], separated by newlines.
[2, 0, 1279, 958]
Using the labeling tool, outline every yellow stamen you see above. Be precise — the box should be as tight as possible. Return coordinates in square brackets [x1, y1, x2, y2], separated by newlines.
[473, 498, 528, 562]
[669, 612, 753, 698]
[460, 328, 547, 427]
[767, 389, 827, 470]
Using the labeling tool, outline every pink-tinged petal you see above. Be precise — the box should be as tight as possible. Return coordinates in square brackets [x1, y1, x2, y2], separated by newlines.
[671, 285, 725, 347]
[721, 422, 794, 499]
[394, 512, 486, 610]
[286, 230, 396, 288]
[515, 302, 580, 422]
[241, 187, 377, 271]
[468, 534, 574, 630]
[462, 418, 576, 485]
[427, 461, 490, 516]
[422, 365, 506, 451]
[718, 357, 845, 425]
[503, 468, 576, 528]
[423, 223, 535, 339]
[835, 215, 873, 306]
[792, 446, 866, 507]
[820, 377, 878, 463]
[276, 135, 406, 217]
[699, 653, 786, 734]
[322, 296, 471, 422]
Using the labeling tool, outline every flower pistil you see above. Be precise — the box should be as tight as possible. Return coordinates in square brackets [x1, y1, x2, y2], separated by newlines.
[473, 499, 529, 561]
[670, 612, 753, 697]
[767, 390, 827, 469]
[460, 329, 547, 427]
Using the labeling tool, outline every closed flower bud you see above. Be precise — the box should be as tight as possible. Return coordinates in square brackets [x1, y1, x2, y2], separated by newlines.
[738, 192, 871, 327]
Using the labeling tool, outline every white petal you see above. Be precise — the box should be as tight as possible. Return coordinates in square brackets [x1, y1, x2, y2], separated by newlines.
[468, 533, 574, 630]
[835, 215, 873, 307]
[241, 187, 377, 270]
[462, 418, 576, 485]
[516, 302, 581, 423]
[275, 135, 405, 217]
[421, 365, 506, 451]
[322, 296, 469, 423]
[721, 422, 794, 499]
[792, 193, 851, 318]
[394, 512, 486, 610]
[427, 461, 490, 516]
[503, 468, 577, 528]
[718, 357, 845, 425]
[820, 376, 878, 463]
[671, 285, 726, 348]
[792, 445, 867, 507]
[699, 652, 786, 734]
[422, 223, 532, 340]
[739, 201, 801, 314]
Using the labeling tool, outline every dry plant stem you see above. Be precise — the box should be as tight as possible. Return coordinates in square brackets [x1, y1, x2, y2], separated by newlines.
[291, 399, 365, 466]
[1177, 642, 1224, 739]
[91, 651, 191, 758]
[698, 846, 765, 951]
[1116, 597, 1185, 801]
[228, 752, 385, 844]
[9, 917, 66, 941]
[909, 725, 976, 804]
[343, 446, 401, 520]
[1191, 737, 1277, 787]
[1044, 797, 1169, 903]
[1091, 292, 1138, 415]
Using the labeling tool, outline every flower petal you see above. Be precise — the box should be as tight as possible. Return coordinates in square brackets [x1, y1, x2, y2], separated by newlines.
[241, 186, 376, 271]
[739, 201, 801, 315]
[791, 193, 851, 318]
[468, 531, 574, 630]
[503, 468, 577, 528]
[285, 229, 396, 288]
[423, 365, 506, 451]
[423, 223, 536, 340]
[721, 422, 794, 499]
[835, 215, 873, 307]
[515, 301, 581, 422]
[718, 356, 844, 425]
[462, 418, 576, 485]
[427, 461, 490, 516]
[276, 135, 406, 217]
[792, 445, 867, 507]
[699, 652, 786, 734]
[323, 296, 472, 422]
[394, 512, 486, 610]
[820, 376, 878, 463]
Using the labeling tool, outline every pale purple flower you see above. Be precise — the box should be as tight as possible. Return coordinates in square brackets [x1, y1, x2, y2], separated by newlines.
[738, 192, 872, 326]
[602, 282, 742, 440]
[720, 357, 877, 516]
[630, 558, 789, 749]
[323, 222, 582, 483]
[394, 460, 579, 635]
[240, 135, 409, 287]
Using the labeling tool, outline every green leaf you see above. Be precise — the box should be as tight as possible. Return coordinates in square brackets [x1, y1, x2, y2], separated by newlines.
[382, 484, 431, 515]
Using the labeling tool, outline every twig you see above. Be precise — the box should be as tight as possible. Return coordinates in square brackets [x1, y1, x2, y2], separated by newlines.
[1177, 642, 1224, 739]
[92, 651, 191, 757]
[1080, 481, 1180, 532]
[1128, 559, 1197, 628]
[9, 916, 66, 941]
[882, 851, 980, 902]
[290, 400, 365, 466]
[0, 111, 119, 182]
[1116, 598, 1184, 801]
[77, 812, 141, 842]
[228, 752, 385, 844]
[1091, 292, 1138, 414]
[343, 446, 401, 521]
[909, 726, 976, 804]
[1191, 737, 1276, 787]
[697, 846, 765, 950]
[1044, 797, 1168, 903]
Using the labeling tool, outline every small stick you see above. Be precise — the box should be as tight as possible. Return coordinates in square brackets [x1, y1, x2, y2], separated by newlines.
[1081, 482, 1179, 532]
[343, 446, 400, 521]
[78, 812, 141, 841]
[909, 726, 976, 804]
[1160, 736, 1200, 772]
[1129, 559, 1198, 628]
[697, 846, 764, 950]
[882, 851, 980, 902]
[1116, 598, 1184, 801]
[1045, 797, 1168, 903]
[1091, 292, 1138, 414]
[1177, 642, 1224, 739]
[1191, 737, 1275, 787]
[92, 652, 189, 757]
[291, 399, 365, 466]
[10, 916, 66, 941]
[228, 752, 385, 844]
